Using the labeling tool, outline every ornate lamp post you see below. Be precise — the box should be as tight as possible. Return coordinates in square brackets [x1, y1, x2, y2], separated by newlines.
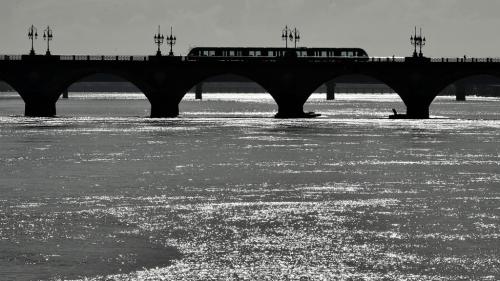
[282, 25, 293, 49]
[166, 26, 176, 56]
[410, 27, 426, 57]
[28, 25, 38, 55]
[292, 27, 300, 48]
[43, 26, 53, 56]
[154, 25, 165, 56]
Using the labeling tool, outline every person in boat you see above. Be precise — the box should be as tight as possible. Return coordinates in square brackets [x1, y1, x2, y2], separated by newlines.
[392, 108, 398, 116]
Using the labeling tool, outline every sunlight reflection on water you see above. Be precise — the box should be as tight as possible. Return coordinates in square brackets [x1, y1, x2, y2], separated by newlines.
[0, 93, 498, 280]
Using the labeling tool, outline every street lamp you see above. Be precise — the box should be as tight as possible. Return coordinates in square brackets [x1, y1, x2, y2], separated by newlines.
[154, 25, 164, 56]
[43, 26, 53, 56]
[292, 27, 300, 48]
[28, 25, 38, 55]
[410, 26, 426, 57]
[282, 25, 293, 49]
[166, 26, 176, 56]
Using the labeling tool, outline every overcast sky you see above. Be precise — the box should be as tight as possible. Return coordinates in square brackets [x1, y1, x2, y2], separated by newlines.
[1, 0, 500, 57]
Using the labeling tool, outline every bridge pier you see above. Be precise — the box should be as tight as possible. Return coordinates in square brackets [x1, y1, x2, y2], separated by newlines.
[406, 106, 430, 118]
[275, 102, 306, 118]
[195, 83, 203, 100]
[326, 81, 336, 100]
[150, 101, 179, 118]
[25, 100, 57, 117]
[455, 82, 467, 101]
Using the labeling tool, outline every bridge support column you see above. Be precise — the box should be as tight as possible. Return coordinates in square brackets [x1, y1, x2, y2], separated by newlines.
[150, 101, 179, 118]
[326, 81, 336, 100]
[455, 82, 466, 101]
[24, 100, 57, 117]
[195, 83, 203, 100]
[62, 89, 69, 99]
[276, 103, 306, 118]
[405, 102, 430, 119]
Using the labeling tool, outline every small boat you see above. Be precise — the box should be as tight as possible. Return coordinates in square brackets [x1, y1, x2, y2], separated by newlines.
[389, 108, 408, 119]
[275, 111, 321, 118]
[389, 114, 409, 119]
[303, 112, 321, 118]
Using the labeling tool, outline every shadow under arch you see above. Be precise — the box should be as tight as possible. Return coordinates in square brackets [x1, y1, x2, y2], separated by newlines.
[311, 73, 402, 117]
[0, 78, 25, 116]
[436, 74, 500, 99]
[179, 72, 278, 117]
[56, 72, 150, 117]
[0, 78, 20, 95]
[0, 74, 22, 97]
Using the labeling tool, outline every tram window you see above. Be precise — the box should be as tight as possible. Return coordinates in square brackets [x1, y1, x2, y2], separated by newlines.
[202, 50, 209, 56]
[255, 50, 261, 56]
[348, 51, 354, 57]
[249, 51, 255, 56]
[236, 51, 242, 56]
[229, 50, 235, 56]
[209, 51, 215, 56]
[341, 51, 347, 57]
[321, 51, 327, 57]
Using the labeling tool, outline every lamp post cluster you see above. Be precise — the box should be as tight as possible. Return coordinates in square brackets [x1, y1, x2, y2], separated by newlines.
[43, 26, 53, 56]
[282, 25, 300, 49]
[154, 26, 165, 56]
[28, 25, 54, 56]
[410, 26, 426, 57]
[154, 25, 176, 56]
[28, 25, 38, 55]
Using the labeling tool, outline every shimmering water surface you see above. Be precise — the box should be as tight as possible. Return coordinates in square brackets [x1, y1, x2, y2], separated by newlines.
[0, 93, 499, 280]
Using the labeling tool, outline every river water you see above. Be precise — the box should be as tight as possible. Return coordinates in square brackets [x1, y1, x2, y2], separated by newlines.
[0, 93, 498, 280]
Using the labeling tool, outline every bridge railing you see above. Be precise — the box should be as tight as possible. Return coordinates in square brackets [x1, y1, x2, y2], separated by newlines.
[368, 57, 405, 63]
[0, 55, 22, 60]
[3, 54, 500, 63]
[59, 55, 149, 61]
[430, 57, 500, 63]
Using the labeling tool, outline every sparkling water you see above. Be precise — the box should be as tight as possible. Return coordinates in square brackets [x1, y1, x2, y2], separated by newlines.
[0, 93, 498, 280]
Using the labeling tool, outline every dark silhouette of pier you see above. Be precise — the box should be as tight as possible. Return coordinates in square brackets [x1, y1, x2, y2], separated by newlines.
[1, 54, 500, 118]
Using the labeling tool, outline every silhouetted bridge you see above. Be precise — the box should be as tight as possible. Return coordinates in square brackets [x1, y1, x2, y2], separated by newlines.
[1, 54, 500, 118]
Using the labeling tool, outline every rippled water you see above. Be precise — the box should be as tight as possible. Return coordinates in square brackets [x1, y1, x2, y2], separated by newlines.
[0, 93, 499, 280]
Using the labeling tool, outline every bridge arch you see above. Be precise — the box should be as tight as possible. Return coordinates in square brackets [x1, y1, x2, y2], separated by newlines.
[56, 72, 150, 117]
[57, 70, 149, 99]
[433, 73, 500, 118]
[435, 72, 500, 98]
[312, 73, 403, 116]
[0, 77, 21, 94]
[0, 77, 24, 116]
[179, 72, 278, 117]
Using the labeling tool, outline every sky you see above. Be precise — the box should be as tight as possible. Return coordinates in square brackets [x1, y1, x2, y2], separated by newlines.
[1, 0, 500, 57]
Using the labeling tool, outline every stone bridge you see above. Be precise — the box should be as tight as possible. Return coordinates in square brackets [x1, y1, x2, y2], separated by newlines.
[1, 54, 499, 118]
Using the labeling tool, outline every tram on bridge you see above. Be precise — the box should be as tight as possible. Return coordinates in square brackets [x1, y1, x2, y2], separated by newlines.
[187, 47, 369, 61]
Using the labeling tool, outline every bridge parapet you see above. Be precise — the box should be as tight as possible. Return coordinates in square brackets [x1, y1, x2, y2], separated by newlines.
[430, 57, 500, 63]
[0, 55, 22, 61]
[58, 55, 149, 61]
